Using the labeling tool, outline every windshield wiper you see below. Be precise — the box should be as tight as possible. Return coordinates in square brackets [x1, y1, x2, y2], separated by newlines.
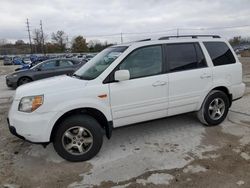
[72, 74, 84, 79]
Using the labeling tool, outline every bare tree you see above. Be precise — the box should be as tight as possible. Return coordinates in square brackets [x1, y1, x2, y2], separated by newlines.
[0, 39, 8, 46]
[51, 30, 68, 52]
[33, 29, 43, 53]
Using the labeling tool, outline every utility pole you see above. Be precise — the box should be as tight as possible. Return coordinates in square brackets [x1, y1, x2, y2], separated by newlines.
[26, 18, 32, 54]
[177, 28, 179, 37]
[40, 20, 45, 54]
[120, 32, 123, 44]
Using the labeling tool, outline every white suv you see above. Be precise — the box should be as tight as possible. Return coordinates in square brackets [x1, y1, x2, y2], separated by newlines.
[8, 35, 245, 161]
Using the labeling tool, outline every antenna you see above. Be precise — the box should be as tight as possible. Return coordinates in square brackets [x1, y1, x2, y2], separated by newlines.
[120, 32, 123, 44]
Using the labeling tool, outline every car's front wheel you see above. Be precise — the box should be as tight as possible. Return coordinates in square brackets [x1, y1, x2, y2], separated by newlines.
[197, 90, 230, 126]
[53, 115, 103, 162]
[18, 77, 32, 86]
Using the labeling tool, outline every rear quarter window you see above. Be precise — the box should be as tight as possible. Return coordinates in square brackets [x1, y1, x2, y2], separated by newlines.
[204, 42, 236, 66]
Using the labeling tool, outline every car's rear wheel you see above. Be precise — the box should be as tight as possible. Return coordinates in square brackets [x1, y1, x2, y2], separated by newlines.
[18, 77, 32, 86]
[197, 90, 230, 126]
[53, 115, 103, 162]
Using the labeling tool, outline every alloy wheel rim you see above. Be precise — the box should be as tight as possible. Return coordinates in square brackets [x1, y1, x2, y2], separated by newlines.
[62, 126, 93, 155]
[208, 98, 225, 120]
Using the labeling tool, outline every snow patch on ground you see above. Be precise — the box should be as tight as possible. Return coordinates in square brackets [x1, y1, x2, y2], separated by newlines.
[111, 183, 131, 188]
[2, 184, 21, 188]
[240, 152, 250, 160]
[183, 165, 207, 173]
[136, 173, 174, 186]
[236, 180, 245, 186]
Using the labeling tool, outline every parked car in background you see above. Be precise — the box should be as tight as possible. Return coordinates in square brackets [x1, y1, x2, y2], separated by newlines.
[22, 57, 32, 64]
[12, 56, 23, 65]
[85, 54, 96, 61]
[3, 56, 13, 65]
[15, 60, 45, 71]
[6, 58, 86, 88]
[30, 55, 50, 64]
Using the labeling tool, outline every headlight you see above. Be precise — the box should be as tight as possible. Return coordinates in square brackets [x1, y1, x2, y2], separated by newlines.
[12, 74, 17, 77]
[18, 95, 43, 113]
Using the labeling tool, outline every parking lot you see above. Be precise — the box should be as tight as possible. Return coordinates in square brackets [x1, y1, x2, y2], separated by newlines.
[0, 58, 250, 188]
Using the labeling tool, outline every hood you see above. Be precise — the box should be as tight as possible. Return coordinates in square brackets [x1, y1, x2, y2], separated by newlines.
[7, 68, 33, 77]
[15, 75, 88, 100]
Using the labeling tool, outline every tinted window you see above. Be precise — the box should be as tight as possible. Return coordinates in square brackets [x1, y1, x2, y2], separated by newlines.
[40, 60, 57, 70]
[119, 45, 162, 79]
[59, 60, 74, 68]
[166, 43, 206, 72]
[204, 42, 236, 66]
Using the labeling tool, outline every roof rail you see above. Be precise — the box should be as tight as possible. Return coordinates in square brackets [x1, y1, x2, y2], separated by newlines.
[136, 38, 151, 42]
[159, 35, 221, 40]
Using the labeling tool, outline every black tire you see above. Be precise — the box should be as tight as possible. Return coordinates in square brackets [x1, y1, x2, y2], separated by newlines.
[53, 114, 103, 162]
[197, 90, 230, 126]
[18, 77, 32, 86]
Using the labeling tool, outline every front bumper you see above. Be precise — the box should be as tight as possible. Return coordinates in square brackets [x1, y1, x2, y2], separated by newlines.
[5, 77, 17, 88]
[7, 118, 25, 140]
[8, 100, 58, 143]
[7, 117, 50, 145]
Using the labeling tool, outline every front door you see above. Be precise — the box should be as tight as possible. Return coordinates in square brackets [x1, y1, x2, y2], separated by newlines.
[109, 45, 169, 127]
[34, 59, 59, 80]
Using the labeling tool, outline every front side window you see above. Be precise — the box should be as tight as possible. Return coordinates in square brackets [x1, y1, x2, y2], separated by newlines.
[166, 43, 206, 72]
[119, 45, 163, 79]
[74, 46, 127, 80]
[204, 42, 236, 66]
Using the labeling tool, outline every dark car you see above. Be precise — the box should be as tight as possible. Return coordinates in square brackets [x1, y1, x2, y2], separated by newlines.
[3, 57, 13, 65]
[6, 58, 86, 88]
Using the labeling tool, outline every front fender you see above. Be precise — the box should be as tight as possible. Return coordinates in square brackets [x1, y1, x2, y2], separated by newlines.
[46, 98, 112, 138]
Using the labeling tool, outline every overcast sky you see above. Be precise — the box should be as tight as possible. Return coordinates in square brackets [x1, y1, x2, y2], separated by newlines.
[0, 0, 250, 43]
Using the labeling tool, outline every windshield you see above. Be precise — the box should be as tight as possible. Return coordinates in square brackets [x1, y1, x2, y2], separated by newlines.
[73, 46, 127, 80]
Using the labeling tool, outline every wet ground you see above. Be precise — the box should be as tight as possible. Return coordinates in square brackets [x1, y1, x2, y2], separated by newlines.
[0, 58, 250, 188]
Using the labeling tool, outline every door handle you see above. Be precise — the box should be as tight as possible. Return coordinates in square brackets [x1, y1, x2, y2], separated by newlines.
[152, 81, 167, 87]
[200, 74, 212, 79]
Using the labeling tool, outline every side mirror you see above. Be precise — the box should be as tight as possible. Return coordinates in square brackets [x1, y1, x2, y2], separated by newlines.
[114, 70, 130, 82]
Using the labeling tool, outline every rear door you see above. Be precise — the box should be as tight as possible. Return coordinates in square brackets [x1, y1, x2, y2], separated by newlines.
[58, 59, 76, 75]
[166, 42, 213, 116]
[203, 41, 241, 91]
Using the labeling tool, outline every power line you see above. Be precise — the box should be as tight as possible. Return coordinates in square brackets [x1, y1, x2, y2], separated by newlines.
[72, 24, 250, 40]
[40, 20, 45, 54]
[26, 18, 32, 54]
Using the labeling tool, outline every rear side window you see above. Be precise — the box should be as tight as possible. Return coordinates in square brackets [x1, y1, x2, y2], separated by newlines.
[166, 43, 207, 72]
[40, 60, 57, 70]
[204, 42, 236, 66]
[59, 60, 74, 68]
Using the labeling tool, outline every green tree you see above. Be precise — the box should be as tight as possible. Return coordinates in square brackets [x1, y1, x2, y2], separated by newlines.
[229, 36, 242, 46]
[71, 36, 88, 52]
